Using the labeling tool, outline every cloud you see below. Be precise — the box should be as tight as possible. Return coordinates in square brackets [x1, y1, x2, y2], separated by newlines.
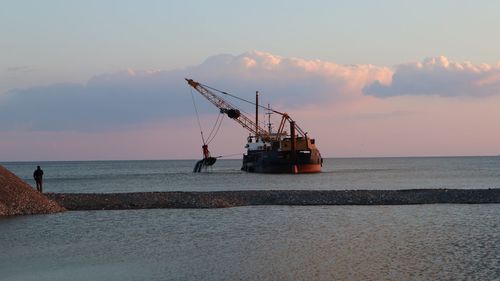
[3, 52, 500, 160]
[187, 51, 391, 108]
[0, 74, 187, 131]
[0, 51, 389, 131]
[2, 52, 498, 133]
[364, 56, 500, 97]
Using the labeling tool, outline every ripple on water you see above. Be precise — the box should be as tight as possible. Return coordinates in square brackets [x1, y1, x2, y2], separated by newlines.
[0, 204, 499, 281]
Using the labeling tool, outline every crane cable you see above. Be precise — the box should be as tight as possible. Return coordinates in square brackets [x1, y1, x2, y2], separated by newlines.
[215, 153, 242, 158]
[189, 87, 225, 146]
[201, 83, 285, 115]
[201, 82, 308, 136]
[206, 113, 224, 145]
[189, 87, 206, 145]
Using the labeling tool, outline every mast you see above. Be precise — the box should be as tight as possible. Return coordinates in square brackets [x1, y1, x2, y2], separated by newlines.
[255, 91, 259, 139]
[266, 103, 272, 134]
[290, 120, 296, 162]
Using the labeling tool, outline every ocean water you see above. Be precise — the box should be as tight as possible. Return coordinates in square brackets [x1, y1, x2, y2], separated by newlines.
[2, 157, 500, 193]
[1, 157, 499, 280]
[0, 205, 499, 280]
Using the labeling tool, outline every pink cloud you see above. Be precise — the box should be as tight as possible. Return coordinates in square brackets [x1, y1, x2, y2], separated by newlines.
[364, 56, 500, 97]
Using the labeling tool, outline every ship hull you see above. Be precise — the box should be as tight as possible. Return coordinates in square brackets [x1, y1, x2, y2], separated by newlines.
[241, 149, 322, 174]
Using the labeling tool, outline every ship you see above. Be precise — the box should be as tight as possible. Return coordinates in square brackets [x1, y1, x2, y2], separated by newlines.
[186, 79, 322, 174]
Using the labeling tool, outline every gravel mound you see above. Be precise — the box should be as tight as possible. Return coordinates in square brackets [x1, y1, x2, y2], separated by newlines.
[0, 165, 66, 216]
[47, 189, 500, 211]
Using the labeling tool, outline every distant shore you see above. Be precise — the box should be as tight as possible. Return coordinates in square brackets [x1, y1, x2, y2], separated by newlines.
[47, 189, 500, 210]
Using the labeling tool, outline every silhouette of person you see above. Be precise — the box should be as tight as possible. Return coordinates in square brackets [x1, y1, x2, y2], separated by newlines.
[33, 166, 44, 193]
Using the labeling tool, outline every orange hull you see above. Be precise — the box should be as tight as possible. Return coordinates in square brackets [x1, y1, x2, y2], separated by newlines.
[242, 148, 323, 174]
[294, 164, 322, 174]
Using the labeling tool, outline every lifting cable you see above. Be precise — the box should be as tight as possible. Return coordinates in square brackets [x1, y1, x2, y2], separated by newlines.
[206, 113, 225, 145]
[201, 83, 285, 115]
[215, 153, 242, 158]
[200, 82, 306, 134]
[189, 86, 225, 146]
[189, 87, 206, 145]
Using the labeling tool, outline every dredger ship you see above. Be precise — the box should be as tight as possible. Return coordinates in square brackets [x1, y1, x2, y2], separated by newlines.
[187, 79, 322, 174]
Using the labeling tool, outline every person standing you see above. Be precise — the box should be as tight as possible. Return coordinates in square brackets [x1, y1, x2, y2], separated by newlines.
[33, 166, 44, 193]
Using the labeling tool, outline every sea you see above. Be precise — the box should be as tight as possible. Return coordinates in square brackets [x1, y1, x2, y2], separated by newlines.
[0, 157, 499, 280]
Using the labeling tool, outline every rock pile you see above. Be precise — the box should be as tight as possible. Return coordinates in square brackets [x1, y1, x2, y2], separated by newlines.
[0, 165, 65, 216]
[47, 188, 500, 211]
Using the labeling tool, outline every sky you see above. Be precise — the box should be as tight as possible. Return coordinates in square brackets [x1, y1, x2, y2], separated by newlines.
[1, 0, 499, 161]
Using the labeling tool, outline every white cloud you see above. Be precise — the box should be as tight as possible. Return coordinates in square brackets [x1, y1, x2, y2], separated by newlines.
[2, 52, 499, 133]
[0, 51, 389, 131]
[364, 56, 500, 97]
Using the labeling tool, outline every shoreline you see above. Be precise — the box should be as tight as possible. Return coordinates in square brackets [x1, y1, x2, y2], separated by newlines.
[46, 189, 500, 210]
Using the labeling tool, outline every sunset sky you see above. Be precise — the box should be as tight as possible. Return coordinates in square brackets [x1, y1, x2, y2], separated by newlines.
[1, 0, 500, 161]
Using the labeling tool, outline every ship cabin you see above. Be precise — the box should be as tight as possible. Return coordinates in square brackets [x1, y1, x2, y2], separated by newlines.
[280, 136, 317, 152]
[245, 134, 317, 153]
[245, 135, 271, 151]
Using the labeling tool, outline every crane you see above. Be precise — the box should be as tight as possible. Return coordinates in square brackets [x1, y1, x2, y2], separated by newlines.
[185, 79, 307, 142]
[186, 78, 322, 174]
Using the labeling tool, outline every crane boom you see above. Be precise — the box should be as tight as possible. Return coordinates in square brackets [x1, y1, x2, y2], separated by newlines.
[186, 79, 270, 140]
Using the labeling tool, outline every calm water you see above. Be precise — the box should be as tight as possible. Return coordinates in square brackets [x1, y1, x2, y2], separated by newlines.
[1, 157, 499, 280]
[2, 157, 500, 193]
[0, 206, 499, 280]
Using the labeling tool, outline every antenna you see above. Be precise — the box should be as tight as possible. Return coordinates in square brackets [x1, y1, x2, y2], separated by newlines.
[266, 103, 273, 134]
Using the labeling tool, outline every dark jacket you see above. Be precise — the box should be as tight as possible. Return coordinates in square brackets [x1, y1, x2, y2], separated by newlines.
[33, 169, 44, 181]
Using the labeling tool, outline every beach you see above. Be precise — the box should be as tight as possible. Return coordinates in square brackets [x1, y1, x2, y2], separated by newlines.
[47, 189, 500, 210]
